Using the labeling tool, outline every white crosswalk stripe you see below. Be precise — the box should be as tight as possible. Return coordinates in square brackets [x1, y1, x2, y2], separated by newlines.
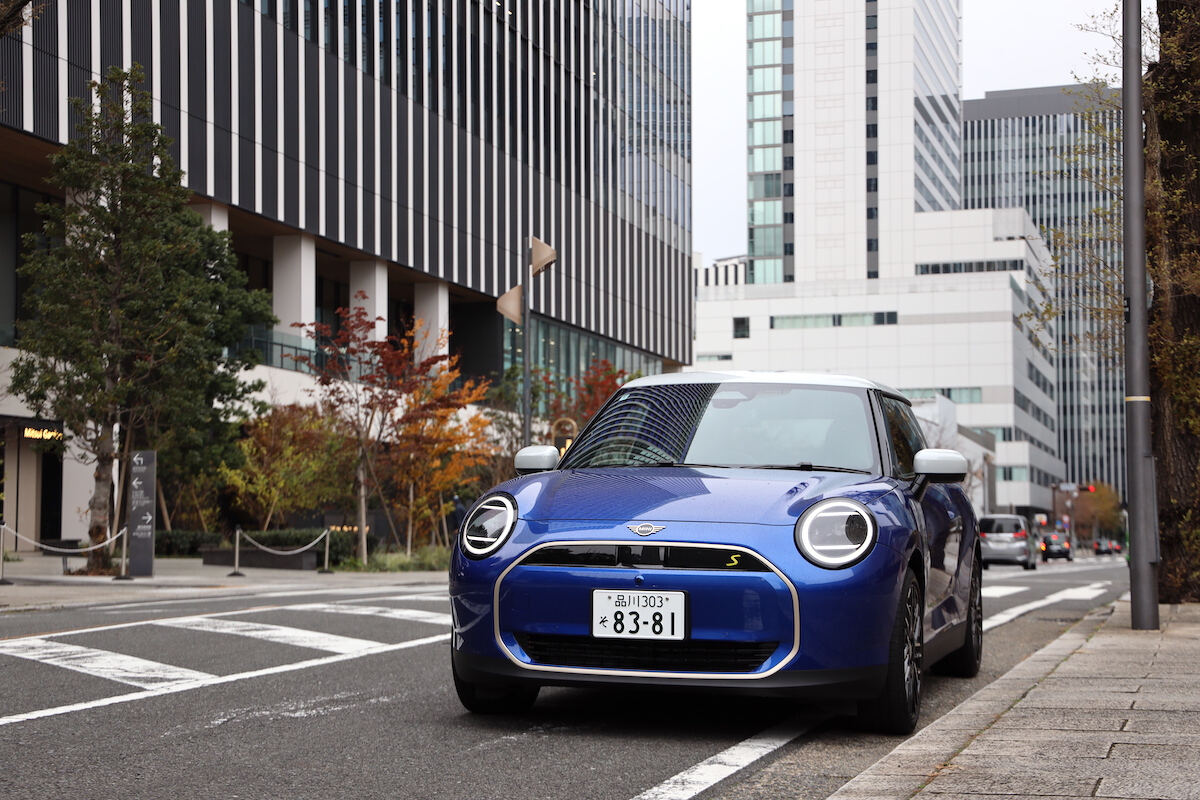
[0, 637, 212, 688]
[981, 585, 1028, 599]
[289, 603, 452, 626]
[153, 616, 384, 654]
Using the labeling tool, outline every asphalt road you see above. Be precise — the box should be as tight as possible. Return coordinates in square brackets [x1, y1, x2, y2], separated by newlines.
[0, 557, 1129, 800]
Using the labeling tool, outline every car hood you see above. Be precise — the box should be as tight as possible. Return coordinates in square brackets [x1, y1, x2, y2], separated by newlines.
[501, 467, 893, 527]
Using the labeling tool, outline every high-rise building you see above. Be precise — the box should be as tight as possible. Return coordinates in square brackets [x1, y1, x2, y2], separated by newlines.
[964, 86, 1124, 499]
[0, 1, 692, 544]
[694, 0, 1064, 517]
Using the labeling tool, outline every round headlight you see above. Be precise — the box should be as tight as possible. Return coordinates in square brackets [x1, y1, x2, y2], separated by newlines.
[460, 494, 518, 558]
[794, 498, 877, 568]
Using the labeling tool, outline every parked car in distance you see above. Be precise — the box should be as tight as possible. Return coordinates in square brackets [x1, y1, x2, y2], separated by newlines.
[1041, 532, 1073, 561]
[1094, 538, 1124, 555]
[449, 371, 983, 735]
[979, 514, 1037, 570]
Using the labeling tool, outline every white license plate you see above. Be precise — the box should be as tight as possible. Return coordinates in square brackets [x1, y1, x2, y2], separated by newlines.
[591, 590, 686, 640]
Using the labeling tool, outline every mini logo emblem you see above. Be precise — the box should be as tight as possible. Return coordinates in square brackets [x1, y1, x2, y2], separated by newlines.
[628, 523, 666, 537]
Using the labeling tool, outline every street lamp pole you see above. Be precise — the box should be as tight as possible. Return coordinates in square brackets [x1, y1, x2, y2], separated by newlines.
[1123, 0, 1160, 629]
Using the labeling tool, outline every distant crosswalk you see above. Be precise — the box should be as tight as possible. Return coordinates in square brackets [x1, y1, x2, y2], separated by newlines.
[0, 589, 452, 727]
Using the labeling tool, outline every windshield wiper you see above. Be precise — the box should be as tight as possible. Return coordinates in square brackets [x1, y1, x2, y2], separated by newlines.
[640, 461, 732, 469]
[744, 463, 872, 474]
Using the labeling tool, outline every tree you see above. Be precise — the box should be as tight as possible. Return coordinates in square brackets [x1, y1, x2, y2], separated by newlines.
[1144, 1, 1200, 601]
[539, 358, 631, 432]
[221, 404, 355, 531]
[292, 297, 493, 563]
[0, 1, 36, 40]
[7, 66, 273, 569]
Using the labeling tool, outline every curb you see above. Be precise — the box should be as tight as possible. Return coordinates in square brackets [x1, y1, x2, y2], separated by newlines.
[825, 603, 1114, 800]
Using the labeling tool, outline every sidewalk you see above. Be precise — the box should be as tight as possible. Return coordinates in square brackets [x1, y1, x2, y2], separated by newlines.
[830, 597, 1200, 800]
[0, 554, 448, 612]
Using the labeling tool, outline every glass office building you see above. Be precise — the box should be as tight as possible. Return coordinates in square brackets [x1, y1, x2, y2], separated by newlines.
[964, 85, 1125, 498]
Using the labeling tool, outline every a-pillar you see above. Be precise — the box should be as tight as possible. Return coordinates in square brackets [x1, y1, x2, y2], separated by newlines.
[349, 260, 389, 341]
[413, 280, 450, 362]
[272, 234, 317, 336]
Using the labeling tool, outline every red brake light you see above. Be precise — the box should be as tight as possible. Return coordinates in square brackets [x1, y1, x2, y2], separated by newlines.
[1051, 534, 1059, 541]
[979, 531, 987, 538]
[1014, 529, 1027, 539]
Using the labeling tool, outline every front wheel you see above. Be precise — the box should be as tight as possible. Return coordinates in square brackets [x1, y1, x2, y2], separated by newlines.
[938, 557, 983, 678]
[857, 568, 923, 735]
[452, 657, 540, 714]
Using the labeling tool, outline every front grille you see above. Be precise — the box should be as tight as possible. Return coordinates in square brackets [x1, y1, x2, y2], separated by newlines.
[519, 544, 770, 572]
[514, 632, 778, 673]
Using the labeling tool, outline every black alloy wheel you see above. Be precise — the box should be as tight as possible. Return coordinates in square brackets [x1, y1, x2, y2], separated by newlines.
[858, 568, 923, 735]
[939, 556, 983, 678]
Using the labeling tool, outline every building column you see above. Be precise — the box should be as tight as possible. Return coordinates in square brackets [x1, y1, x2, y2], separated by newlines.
[272, 234, 317, 336]
[190, 201, 230, 232]
[413, 280, 450, 361]
[349, 260, 389, 341]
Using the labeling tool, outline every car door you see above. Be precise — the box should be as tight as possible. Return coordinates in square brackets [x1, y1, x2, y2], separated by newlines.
[878, 396, 964, 637]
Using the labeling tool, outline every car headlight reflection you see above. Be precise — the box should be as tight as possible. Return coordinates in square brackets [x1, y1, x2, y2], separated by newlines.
[460, 494, 518, 558]
[794, 498, 877, 568]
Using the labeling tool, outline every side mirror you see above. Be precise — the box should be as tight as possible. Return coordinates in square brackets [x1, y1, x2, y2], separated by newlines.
[913, 448, 968, 483]
[515, 445, 560, 475]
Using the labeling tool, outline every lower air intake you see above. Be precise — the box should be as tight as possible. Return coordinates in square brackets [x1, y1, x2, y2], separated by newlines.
[513, 633, 778, 673]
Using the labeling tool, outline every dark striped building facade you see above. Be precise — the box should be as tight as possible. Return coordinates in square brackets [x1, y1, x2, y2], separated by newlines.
[0, 0, 692, 373]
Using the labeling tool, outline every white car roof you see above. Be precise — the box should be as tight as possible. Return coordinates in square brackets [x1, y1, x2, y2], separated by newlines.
[624, 370, 908, 402]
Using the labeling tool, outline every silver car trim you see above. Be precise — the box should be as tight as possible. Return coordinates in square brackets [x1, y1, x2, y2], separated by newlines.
[492, 539, 802, 680]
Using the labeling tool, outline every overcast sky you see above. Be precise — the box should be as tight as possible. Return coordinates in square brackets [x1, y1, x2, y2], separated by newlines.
[690, 0, 1120, 263]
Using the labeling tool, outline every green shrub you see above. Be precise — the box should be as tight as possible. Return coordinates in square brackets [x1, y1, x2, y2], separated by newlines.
[357, 545, 452, 572]
[154, 530, 223, 557]
[235, 528, 358, 566]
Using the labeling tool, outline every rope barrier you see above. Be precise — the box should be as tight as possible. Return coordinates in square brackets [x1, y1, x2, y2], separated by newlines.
[0, 524, 126, 553]
[238, 528, 330, 557]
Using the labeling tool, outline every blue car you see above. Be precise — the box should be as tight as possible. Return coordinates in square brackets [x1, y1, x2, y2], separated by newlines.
[450, 372, 982, 734]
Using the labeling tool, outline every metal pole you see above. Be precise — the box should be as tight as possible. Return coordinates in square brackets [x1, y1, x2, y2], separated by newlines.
[319, 528, 332, 574]
[0, 530, 9, 586]
[114, 524, 131, 581]
[228, 526, 244, 577]
[521, 237, 533, 447]
[1123, 0, 1159, 630]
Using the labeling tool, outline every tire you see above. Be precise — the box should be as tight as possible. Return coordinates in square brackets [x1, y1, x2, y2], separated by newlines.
[981, 560, 989, 570]
[939, 557, 983, 678]
[857, 568, 923, 735]
[1023, 557, 1036, 571]
[452, 656, 539, 714]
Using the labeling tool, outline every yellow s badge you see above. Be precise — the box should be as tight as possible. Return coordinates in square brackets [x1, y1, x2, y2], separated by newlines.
[725, 553, 741, 567]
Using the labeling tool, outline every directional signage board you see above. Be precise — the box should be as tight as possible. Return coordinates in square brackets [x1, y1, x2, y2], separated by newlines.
[127, 450, 155, 577]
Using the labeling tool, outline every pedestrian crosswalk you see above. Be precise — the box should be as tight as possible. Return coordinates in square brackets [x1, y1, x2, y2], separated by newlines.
[0, 588, 452, 727]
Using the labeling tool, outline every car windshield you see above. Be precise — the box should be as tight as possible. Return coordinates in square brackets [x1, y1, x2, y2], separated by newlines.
[558, 382, 877, 472]
[980, 518, 1023, 534]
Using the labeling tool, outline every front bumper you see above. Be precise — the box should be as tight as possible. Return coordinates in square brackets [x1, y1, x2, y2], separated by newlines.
[451, 526, 905, 697]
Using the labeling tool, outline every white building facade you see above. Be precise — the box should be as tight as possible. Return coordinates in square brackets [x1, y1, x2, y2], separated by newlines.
[694, 0, 1063, 516]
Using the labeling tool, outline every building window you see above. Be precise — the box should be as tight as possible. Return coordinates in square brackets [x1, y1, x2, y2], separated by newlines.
[866, 97, 878, 111]
[783, 242, 794, 255]
[866, 151, 878, 165]
[866, 123, 877, 138]
[783, 129, 794, 144]
[866, 69, 877, 84]
[865, 14, 877, 29]
[867, 207, 878, 219]
[866, 42, 877, 52]
[866, 238, 879, 252]
[783, 182, 794, 196]
[783, 211, 794, 223]
[697, 353, 734, 362]
[733, 317, 750, 339]
[866, 177, 878, 192]
[782, 156, 794, 171]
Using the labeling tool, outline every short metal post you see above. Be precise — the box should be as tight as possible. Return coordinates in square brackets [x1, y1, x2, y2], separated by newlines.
[318, 529, 333, 574]
[0, 531, 10, 586]
[228, 526, 245, 577]
[114, 526, 132, 581]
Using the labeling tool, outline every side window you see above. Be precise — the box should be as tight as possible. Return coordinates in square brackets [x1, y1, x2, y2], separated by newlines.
[880, 397, 927, 478]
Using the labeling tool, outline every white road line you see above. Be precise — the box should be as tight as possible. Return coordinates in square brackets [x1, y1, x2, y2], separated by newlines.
[0, 632, 451, 728]
[982, 582, 1111, 632]
[89, 584, 447, 612]
[981, 585, 1027, 599]
[630, 715, 820, 800]
[0, 638, 213, 689]
[153, 617, 384, 654]
[340, 593, 449, 603]
[290, 603, 453, 626]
